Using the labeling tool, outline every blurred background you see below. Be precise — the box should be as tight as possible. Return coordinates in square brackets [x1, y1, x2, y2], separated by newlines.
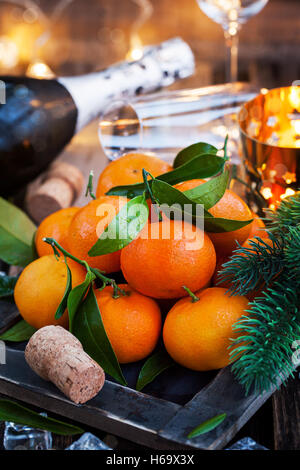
[0, 0, 299, 87]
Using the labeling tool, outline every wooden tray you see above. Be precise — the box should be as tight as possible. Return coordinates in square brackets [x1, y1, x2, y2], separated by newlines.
[0, 301, 275, 450]
[0, 117, 277, 450]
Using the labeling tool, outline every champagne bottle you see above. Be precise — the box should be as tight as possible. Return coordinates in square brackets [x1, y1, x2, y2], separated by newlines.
[0, 38, 194, 196]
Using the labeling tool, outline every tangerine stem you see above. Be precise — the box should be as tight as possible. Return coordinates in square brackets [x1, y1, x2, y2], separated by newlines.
[85, 170, 96, 200]
[142, 169, 162, 222]
[222, 135, 230, 162]
[182, 286, 199, 303]
[43, 237, 126, 297]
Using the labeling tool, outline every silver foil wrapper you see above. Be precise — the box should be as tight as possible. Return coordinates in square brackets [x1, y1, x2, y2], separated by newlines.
[59, 37, 195, 131]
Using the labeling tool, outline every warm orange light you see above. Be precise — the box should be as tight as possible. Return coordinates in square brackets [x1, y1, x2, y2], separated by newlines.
[26, 61, 55, 79]
[126, 34, 144, 61]
[0, 36, 19, 68]
[289, 86, 300, 110]
[283, 171, 297, 184]
[261, 187, 273, 200]
[280, 188, 296, 200]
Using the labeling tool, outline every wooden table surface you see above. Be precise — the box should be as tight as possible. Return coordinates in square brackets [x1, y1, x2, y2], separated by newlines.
[1, 118, 299, 451]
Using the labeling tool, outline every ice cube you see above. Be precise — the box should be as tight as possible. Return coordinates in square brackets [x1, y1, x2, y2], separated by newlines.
[66, 432, 112, 450]
[4, 417, 52, 450]
[226, 437, 268, 450]
[66, 433, 112, 450]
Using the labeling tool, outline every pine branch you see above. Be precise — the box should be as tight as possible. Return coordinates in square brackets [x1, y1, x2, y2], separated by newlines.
[264, 191, 300, 232]
[229, 276, 300, 395]
[284, 225, 300, 282]
[218, 233, 285, 296]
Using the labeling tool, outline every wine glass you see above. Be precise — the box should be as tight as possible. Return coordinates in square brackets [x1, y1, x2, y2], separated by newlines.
[98, 83, 258, 164]
[196, 0, 269, 82]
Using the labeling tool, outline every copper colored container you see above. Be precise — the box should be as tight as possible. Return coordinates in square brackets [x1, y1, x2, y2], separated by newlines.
[238, 86, 300, 212]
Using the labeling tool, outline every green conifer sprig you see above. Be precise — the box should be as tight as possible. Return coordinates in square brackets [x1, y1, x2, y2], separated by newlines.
[264, 192, 300, 231]
[284, 225, 300, 281]
[219, 191, 300, 394]
[230, 275, 300, 394]
[218, 233, 284, 296]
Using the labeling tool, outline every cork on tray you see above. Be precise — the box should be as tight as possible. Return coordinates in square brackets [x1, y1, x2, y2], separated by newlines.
[25, 326, 105, 404]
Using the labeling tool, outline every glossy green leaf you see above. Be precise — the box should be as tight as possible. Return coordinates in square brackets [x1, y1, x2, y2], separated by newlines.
[106, 182, 145, 199]
[173, 142, 218, 168]
[152, 179, 253, 233]
[106, 154, 227, 199]
[88, 195, 149, 256]
[0, 399, 83, 435]
[0, 197, 36, 267]
[187, 413, 227, 438]
[0, 320, 36, 342]
[55, 261, 72, 320]
[0, 273, 18, 298]
[136, 350, 174, 391]
[68, 270, 96, 332]
[203, 215, 253, 233]
[72, 287, 127, 386]
[183, 170, 229, 209]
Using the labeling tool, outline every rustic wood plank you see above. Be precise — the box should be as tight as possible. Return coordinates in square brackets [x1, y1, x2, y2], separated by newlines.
[0, 347, 183, 450]
[159, 367, 276, 450]
[0, 300, 20, 336]
[273, 377, 300, 450]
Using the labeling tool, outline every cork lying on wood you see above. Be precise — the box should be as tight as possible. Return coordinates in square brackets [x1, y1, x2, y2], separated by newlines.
[25, 326, 105, 404]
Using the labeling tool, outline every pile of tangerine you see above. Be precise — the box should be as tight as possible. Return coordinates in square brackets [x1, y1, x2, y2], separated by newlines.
[15, 153, 268, 372]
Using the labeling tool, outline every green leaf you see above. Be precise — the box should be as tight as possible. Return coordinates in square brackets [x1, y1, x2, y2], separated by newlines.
[0, 399, 83, 435]
[55, 261, 72, 320]
[183, 170, 229, 209]
[162, 153, 226, 185]
[203, 217, 253, 233]
[136, 350, 174, 391]
[0, 197, 36, 267]
[88, 195, 149, 256]
[187, 413, 227, 438]
[72, 287, 127, 386]
[0, 273, 18, 298]
[68, 270, 96, 332]
[151, 179, 253, 233]
[173, 142, 218, 168]
[0, 320, 36, 342]
[106, 154, 227, 199]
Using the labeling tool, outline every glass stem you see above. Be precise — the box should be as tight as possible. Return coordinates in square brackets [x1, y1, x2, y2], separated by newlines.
[224, 29, 239, 82]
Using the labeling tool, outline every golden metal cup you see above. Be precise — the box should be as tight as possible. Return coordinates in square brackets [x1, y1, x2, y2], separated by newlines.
[238, 86, 300, 212]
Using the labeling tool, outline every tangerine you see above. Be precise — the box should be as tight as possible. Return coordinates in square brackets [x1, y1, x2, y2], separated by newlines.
[174, 179, 252, 255]
[95, 284, 161, 363]
[96, 152, 172, 197]
[121, 219, 216, 299]
[248, 212, 268, 239]
[35, 207, 79, 257]
[163, 287, 249, 371]
[14, 255, 86, 329]
[67, 196, 128, 273]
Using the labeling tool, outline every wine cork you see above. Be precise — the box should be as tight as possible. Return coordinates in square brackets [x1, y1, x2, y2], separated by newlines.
[26, 161, 84, 223]
[25, 326, 105, 404]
